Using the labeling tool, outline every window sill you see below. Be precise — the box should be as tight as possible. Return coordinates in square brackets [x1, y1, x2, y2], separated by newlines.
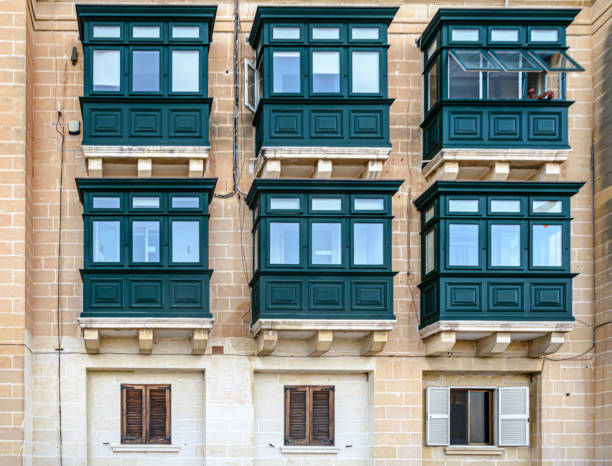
[444, 446, 505, 456]
[280, 446, 340, 455]
[110, 444, 181, 453]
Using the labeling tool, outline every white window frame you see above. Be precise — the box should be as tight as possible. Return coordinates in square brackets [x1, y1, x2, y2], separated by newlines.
[425, 386, 530, 447]
[244, 58, 259, 112]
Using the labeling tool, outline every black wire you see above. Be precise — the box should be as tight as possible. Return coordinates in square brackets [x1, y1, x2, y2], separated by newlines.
[54, 110, 64, 466]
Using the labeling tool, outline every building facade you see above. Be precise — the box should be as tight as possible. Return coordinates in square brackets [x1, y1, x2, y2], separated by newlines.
[0, 0, 610, 465]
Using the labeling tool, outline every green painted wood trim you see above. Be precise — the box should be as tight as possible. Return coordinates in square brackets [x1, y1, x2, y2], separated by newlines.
[246, 179, 403, 208]
[76, 4, 218, 43]
[248, 6, 398, 47]
[76, 178, 218, 204]
[413, 181, 584, 210]
[418, 8, 580, 49]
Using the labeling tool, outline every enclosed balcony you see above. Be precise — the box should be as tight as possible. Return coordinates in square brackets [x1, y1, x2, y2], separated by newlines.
[247, 179, 402, 355]
[418, 9, 584, 182]
[246, 7, 397, 179]
[414, 181, 584, 356]
[76, 178, 217, 354]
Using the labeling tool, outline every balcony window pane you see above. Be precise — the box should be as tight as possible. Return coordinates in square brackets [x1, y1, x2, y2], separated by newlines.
[532, 224, 562, 266]
[491, 200, 521, 213]
[448, 54, 479, 99]
[270, 197, 300, 210]
[172, 50, 199, 92]
[313, 27, 339, 40]
[133, 26, 160, 39]
[427, 38, 437, 60]
[425, 229, 435, 274]
[132, 221, 160, 263]
[352, 27, 379, 40]
[312, 223, 342, 265]
[172, 221, 200, 262]
[313, 51, 340, 93]
[451, 28, 479, 42]
[273, 51, 300, 93]
[469, 391, 491, 445]
[93, 221, 120, 263]
[533, 200, 562, 214]
[132, 197, 160, 209]
[273, 27, 300, 40]
[93, 25, 121, 39]
[132, 50, 160, 92]
[311, 198, 341, 211]
[354, 223, 383, 265]
[270, 222, 300, 265]
[492, 50, 540, 71]
[449, 224, 479, 266]
[93, 197, 120, 209]
[449, 199, 478, 213]
[530, 50, 582, 71]
[93, 50, 120, 91]
[172, 197, 199, 209]
[491, 224, 520, 266]
[425, 206, 434, 222]
[172, 26, 199, 39]
[491, 29, 519, 42]
[450, 390, 468, 445]
[530, 29, 558, 42]
[451, 50, 501, 71]
[427, 62, 438, 110]
[488, 72, 520, 99]
[354, 198, 384, 211]
[254, 227, 259, 270]
[352, 51, 379, 93]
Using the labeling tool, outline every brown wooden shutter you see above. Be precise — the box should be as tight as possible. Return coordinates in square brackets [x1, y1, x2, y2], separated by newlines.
[285, 386, 309, 445]
[147, 385, 171, 444]
[311, 386, 334, 445]
[121, 385, 145, 444]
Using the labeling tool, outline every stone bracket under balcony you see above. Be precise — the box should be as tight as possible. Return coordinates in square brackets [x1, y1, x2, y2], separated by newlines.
[419, 320, 574, 357]
[78, 317, 214, 355]
[250, 319, 396, 356]
[254, 146, 391, 179]
[82, 145, 210, 178]
[422, 148, 569, 182]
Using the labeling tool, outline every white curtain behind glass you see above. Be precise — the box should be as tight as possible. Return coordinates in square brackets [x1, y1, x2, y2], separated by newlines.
[448, 224, 479, 266]
[270, 222, 299, 264]
[312, 223, 341, 265]
[93, 221, 120, 262]
[532, 225, 561, 266]
[353, 223, 383, 265]
[93, 50, 120, 91]
[172, 50, 199, 92]
[172, 221, 200, 262]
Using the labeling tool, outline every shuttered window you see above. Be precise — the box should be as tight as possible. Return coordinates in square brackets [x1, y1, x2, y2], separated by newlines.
[285, 386, 334, 446]
[121, 384, 171, 444]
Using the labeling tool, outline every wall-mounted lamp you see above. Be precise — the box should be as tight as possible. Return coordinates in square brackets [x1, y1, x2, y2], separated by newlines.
[71, 46, 78, 66]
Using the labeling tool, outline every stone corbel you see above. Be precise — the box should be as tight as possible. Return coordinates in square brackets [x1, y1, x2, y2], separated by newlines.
[361, 160, 383, 179]
[431, 161, 459, 181]
[528, 332, 566, 357]
[360, 331, 388, 356]
[484, 162, 510, 181]
[191, 328, 209, 354]
[189, 159, 205, 178]
[477, 332, 511, 357]
[138, 158, 152, 177]
[87, 158, 103, 177]
[83, 328, 100, 354]
[535, 162, 561, 181]
[261, 160, 281, 178]
[309, 330, 334, 356]
[256, 330, 278, 355]
[425, 331, 456, 356]
[314, 159, 332, 179]
[138, 328, 154, 354]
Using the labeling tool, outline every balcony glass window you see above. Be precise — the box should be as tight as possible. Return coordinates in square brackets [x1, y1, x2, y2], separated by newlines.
[312, 27, 339, 40]
[488, 71, 520, 99]
[93, 25, 121, 38]
[491, 224, 520, 266]
[312, 51, 340, 93]
[490, 50, 540, 71]
[352, 27, 379, 40]
[354, 223, 383, 265]
[270, 222, 300, 264]
[448, 54, 480, 99]
[133, 221, 160, 262]
[354, 198, 384, 211]
[172, 50, 199, 92]
[273, 51, 300, 93]
[427, 62, 438, 110]
[532, 224, 562, 266]
[93, 221, 120, 262]
[311, 198, 342, 211]
[530, 29, 558, 42]
[491, 29, 519, 42]
[529, 50, 582, 71]
[490, 200, 521, 213]
[533, 200, 562, 213]
[273, 26, 300, 40]
[172, 221, 200, 262]
[133, 26, 160, 39]
[312, 223, 341, 265]
[451, 28, 479, 42]
[270, 197, 300, 210]
[449, 199, 479, 213]
[93, 50, 121, 91]
[425, 229, 435, 274]
[133, 197, 160, 209]
[352, 51, 379, 93]
[132, 50, 160, 92]
[449, 224, 479, 266]
[172, 196, 200, 209]
[172, 26, 199, 39]
[93, 197, 121, 209]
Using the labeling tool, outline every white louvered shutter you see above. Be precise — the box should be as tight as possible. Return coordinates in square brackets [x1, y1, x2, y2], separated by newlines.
[498, 387, 529, 446]
[426, 387, 449, 446]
